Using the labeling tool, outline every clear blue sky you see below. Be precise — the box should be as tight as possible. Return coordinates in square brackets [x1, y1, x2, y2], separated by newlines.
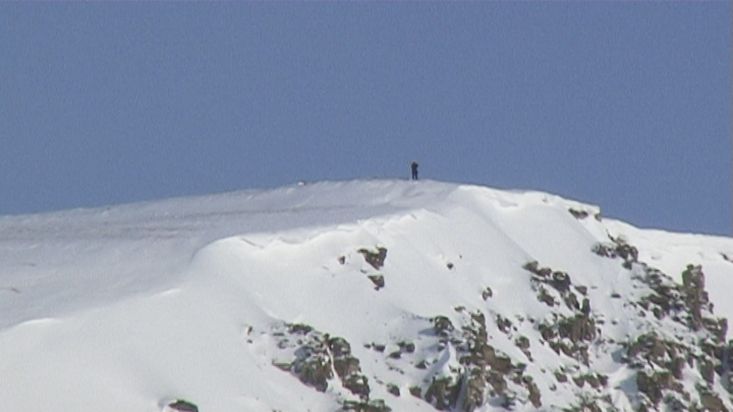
[1, 3, 730, 235]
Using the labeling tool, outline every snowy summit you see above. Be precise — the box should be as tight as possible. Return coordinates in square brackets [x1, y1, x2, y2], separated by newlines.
[1, 179, 732, 412]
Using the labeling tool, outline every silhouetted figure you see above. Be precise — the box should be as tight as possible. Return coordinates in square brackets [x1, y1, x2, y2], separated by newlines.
[411, 161, 419, 180]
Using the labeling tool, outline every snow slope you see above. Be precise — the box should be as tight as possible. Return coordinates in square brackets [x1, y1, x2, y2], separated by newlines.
[0, 179, 731, 411]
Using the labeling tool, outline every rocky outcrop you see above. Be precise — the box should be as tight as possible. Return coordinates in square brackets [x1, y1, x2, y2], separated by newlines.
[682, 264, 710, 331]
[164, 400, 198, 412]
[523, 261, 583, 311]
[268, 323, 378, 405]
[245, 233, 733, 412]
[367, 274, 385, 290]
[358, 247, 387, 270]
[358, 247, 388, 290]
[419, 310, 541, 411]
[592, 235, 639, 268]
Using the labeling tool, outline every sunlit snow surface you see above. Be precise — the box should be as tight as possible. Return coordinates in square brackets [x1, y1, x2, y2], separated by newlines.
[1, 180, 731, 411]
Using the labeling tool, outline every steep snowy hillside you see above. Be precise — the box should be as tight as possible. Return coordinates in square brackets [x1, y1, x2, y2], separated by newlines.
[1, 180, 732, 412]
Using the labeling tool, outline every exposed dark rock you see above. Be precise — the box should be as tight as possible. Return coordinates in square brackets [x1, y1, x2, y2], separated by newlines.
[558, 315, 596, 343]
[432, 316, 455, 336]
[288, 323, 314, 335]
[397, 341, 415, 353]
[291, 344, 332, 392]
[409, 386, 422, 398]
[565, 395, 605, 412]
[386, 383, 400, 396]
[537, 286, 556, 307]
[514, 335, 532, 360]
[524, 261, 592, 317]
[581, 298, 591, 316]
[626, 333, 678, 367]
[550, 271, 571, 292]
[166, 400, 198, 412]
[495, 314, 513, 333]
[523, 261, 552, 278]
[424, 376, 460, 411]
[703, 317, 728, 344]
[699, 359, 715, 384]
[523, 376, 542, 408]
[539, 315, 595, 365]
[343, 374, 370, 400]
[489, 353, 513, 374]
[461, 369, 486, 412]
[554, 370, 568, 383]
[637, 370, 674, 405]
[539, 323, 556, 341]
[592, 236, 638, 268]
[514, 336, 530, 350]
[569, 208, 590, 219]
[341, 399, 392, 412]
[358, 247, 388, 270]
[682, 265, 709, 331]
[367, 274, 385, 290]
[370, 343, 385, 352]
[328, 336, 352, 357]
[486, 369, 508, 394]
[481, 286, 493, 300]
[272, 361, 291, 371]
[274, 325, 372, 400]
[670, 356, 686, 380]
[564, 291, 580, 311]
[698, 388, 728, 412]
[572, 373, 605, 389]
[334, 355, 361, 378]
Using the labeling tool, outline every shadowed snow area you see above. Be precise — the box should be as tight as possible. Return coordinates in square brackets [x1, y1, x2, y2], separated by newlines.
[0, 179, 732, 411]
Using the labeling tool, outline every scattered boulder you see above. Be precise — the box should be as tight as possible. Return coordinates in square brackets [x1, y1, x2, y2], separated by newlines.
[367, 274, 385, 290]
[481, 286, 493, 300]
[432, 316, 454, 337]
[550, 271, 571, 293]
[409, 386, 422, 398]
[568, 208, 590, 219]
[358, 247, 388, 270]
[165, 400, 198, 412]
[397, 340, 415, 354]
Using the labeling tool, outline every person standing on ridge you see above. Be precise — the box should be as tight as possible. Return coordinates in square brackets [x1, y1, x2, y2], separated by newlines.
[411, 161, 419, 180]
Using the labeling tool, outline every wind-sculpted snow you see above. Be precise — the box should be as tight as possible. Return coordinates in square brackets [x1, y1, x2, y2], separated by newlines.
[0, 179, 732, 411]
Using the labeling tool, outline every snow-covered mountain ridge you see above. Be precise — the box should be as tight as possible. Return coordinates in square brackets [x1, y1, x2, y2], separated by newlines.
[1, 179, 732, 411]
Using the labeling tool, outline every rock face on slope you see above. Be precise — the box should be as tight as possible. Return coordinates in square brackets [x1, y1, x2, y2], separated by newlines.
[248, 236, 733, 411]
